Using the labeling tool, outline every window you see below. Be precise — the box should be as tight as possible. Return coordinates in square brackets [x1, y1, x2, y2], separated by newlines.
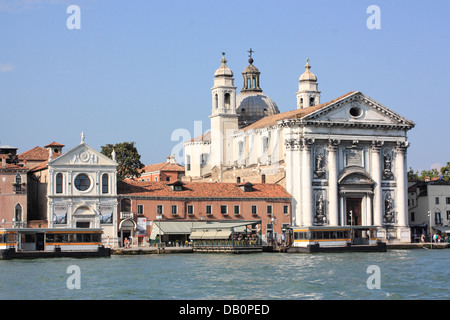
[224, 93, 230, 108]
[234, 205, 240, 215]
[262, 137, 269, 154]
[157, 205, 163, 215]
[137, 205, 144, 215]
[221, 205, 228, 215]
[74, 174, 91, 191]
[283, 205, 289, 215]
[206, 205, 212, 215]
[187, 205, 194, 215]
[435, 197, 439, 205]
[200, 153, 209, 168]
[267, 205, 272, 215]
[102, 174, 109, 194]
[14, 204, 22, 222]
[310, 97, 315, 106]
[447, 210, 450, 220]
[121, 198, 131, 212]
[186, 155, 191, 171]
[446, 197, 450, 205]
[14, 173, 22, 192]
[171, 205, 178, 215]
[56, 173, 63, 194]
[411, 212, 415, 222]
[435, 211, 442, 225]
[251, 205, 257, 215]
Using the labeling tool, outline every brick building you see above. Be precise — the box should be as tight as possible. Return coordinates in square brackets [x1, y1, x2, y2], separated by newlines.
[117, 180, 292, 246]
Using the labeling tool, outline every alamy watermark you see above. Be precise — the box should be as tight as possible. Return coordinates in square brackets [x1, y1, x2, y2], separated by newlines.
[66, 5, 81, 30]
[366, 265, 381, 289]
[366, 5, 381, 30]
[66, 265, 81, 289]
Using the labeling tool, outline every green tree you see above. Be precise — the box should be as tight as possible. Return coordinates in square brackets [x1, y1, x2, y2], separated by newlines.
[440, 162, 450, 181]
[419, 168, 440, 181]
[407, 167, 419, 180]
[101, 142, 144, 181]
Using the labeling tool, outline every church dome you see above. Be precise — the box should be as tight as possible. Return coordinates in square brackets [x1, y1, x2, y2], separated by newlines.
[299, 60, 317, 82]
[236, 91, 280, 128]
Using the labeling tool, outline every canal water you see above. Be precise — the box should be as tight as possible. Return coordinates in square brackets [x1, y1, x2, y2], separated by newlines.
[0, 249, 448, 300]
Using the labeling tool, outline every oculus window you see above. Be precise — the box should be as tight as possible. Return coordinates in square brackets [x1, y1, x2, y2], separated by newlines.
[74, 174, 91, 191]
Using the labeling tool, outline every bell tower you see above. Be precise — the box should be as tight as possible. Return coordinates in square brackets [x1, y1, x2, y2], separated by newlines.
[297, 59, 321, 109]
[210, 53, 238, 171]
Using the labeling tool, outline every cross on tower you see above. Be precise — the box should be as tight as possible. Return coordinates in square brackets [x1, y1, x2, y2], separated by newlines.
[248, 48, 254, 58]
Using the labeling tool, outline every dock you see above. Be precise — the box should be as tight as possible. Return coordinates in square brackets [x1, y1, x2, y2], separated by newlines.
[0, 246, 111, 260]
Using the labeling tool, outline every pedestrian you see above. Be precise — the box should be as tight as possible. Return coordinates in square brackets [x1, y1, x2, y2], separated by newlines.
[386, 233, 390, 244]
[128, 236, 133, 248]
[124, 237, 128, 248]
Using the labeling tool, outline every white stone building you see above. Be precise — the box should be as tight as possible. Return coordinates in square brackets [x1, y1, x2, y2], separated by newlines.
[47, 134, 119, 246]
[184, 52, 415, 243]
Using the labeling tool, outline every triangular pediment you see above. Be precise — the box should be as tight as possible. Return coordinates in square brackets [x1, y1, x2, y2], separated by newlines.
[304, 91, 414, 128]
[48, 143, 117, 167]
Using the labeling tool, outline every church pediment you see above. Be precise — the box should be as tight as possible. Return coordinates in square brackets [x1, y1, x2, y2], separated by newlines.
[48, 143, 117, 167]
[338, 167, 374, 185]
[304, 91, 414, 129]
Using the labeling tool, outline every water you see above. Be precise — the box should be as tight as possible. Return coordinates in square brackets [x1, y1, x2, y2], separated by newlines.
[0, 250, 448, 300]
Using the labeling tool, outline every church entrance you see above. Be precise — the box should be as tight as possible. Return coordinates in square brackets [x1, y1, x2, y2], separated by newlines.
[346, 198, 362, 226]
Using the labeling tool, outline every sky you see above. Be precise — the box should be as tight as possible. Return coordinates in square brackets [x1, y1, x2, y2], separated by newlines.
[0, 0, 449, 172]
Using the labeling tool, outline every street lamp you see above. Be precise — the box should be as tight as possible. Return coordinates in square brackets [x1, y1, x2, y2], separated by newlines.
[428, 210, 432, 249]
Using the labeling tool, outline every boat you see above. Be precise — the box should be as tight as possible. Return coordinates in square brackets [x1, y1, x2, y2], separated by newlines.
[287, 225, 386, 253]
[0, 228, 110, 259]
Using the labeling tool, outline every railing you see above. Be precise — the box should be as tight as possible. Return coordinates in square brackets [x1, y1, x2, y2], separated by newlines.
[120, 212, 134, 219]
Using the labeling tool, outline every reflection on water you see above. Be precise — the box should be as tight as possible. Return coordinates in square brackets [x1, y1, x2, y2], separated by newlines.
[0, 250, 448, 300]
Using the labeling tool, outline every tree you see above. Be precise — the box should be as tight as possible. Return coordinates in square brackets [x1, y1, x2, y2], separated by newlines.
[440, 162, 450, 181]
[101, 142, 144, 181]
[407, 167, 419, 180]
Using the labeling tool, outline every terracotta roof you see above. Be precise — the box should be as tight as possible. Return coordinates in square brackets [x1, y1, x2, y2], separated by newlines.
[140, 162, 185, 174]
[44, 141, 65, 148]
[118, 180, 292, 199]
[241, 91, 356, 131]
[0, 163, 27, 171]
[188, 130, 211, 143]
[19, 146, 49, 161]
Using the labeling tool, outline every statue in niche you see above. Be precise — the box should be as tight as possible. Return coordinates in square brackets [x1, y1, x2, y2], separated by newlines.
[383, 152, 393, 179]
[315, 153, 326, 178]
[315, 194, 326, 224]
[384, 193, 395, 223]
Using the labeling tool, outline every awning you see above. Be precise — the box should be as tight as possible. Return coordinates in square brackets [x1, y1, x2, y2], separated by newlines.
[150, 221, 208, 239]
[433, 226, 450, 234]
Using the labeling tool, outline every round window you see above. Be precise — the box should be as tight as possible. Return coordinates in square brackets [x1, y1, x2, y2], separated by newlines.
[349, 106, 363, 118]
[74, 174, 91, 191]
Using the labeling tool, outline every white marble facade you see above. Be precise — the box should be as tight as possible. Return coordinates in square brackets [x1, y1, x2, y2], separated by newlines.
[47, 136, 119, 246]
[184, 54, 415, 242]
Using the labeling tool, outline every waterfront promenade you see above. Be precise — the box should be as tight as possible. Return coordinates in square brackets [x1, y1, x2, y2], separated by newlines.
[111, 242, 450, 255]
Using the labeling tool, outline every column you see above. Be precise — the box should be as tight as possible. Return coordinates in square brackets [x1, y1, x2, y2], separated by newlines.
[371, 140, 384, 226]
[327, 139, 340, 226]
[284, 136, 301, 226]
[395, 141, 409, 227]
[301, 138, 314, 226]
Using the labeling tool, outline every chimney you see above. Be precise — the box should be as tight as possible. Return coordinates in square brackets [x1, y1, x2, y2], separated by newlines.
[1, 158, 6, 168]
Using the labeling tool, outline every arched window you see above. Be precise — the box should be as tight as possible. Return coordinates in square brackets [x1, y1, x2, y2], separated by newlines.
[214, 94, 218, 109]
[102, 174, 109, 194]
[15, 173, 21, 185]
[262, 137, 269, 154]
[300, 98, 304, 107]
[310, 97, 315, 106]
[224, 93, 230, 109]
[15, 204, 22, 222]
[56, 173, 63, 194]
[14, 173, 22, 192]
[121, 198, 131, 213]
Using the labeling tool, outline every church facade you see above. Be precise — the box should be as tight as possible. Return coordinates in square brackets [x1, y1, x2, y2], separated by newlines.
[184, 52, 415, 242]
[46, 134, 119, 246]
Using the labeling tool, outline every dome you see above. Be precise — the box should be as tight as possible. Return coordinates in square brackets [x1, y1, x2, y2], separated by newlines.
[236, 91, 280, 128]
[299, 61, 317, 82]
[214, 53, 233, 77]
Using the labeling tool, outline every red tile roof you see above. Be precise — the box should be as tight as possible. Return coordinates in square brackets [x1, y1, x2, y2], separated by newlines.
[118, 180, 291, 199]
[242, 91, 356, 131]
[140, 162, 185, 174]
[19, 146, 49, 161]
[44, 141, 65, 148]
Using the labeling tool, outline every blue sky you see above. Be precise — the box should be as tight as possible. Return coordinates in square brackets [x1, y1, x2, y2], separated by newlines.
[0, 0, 449, 172]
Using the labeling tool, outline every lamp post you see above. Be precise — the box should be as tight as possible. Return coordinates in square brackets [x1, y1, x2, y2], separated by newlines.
[428, 210, 432, 249]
